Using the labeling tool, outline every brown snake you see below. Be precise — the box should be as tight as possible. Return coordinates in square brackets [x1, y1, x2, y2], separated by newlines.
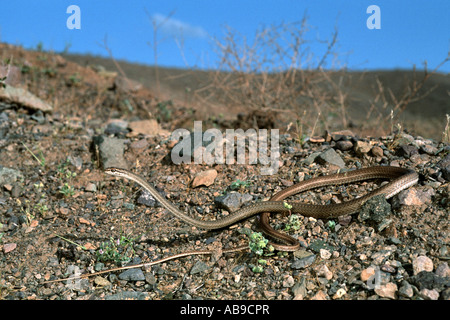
[105, 166, 418, 252]
[44, 165, 419, 283]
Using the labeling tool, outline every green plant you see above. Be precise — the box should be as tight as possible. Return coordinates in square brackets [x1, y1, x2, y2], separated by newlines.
[57, 159, 77, 197]
[243, 231, 275, 273]
[284, 214, 301, 232]
[327, 220, 336, 231]
[97, 235, 136, 264]
[59, 182, 75, 197]
[229, 179, 251, 191]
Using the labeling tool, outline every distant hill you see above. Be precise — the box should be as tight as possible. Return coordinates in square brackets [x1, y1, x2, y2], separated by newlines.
[62, 52, 450, 140]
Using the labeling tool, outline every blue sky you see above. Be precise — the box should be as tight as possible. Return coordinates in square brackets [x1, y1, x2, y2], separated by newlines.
[0, 1, 449, 72]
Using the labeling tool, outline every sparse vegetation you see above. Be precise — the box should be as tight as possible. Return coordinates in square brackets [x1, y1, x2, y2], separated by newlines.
[57, 159, 77, 197]
[97, 235, 136, 265]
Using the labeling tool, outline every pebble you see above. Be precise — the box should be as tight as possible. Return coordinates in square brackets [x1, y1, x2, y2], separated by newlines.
[396, 187, 434, 206]
[315, 265, 333, 280]
[3, 243, 17, 253]
[282, 275, 295, 287]
[214, 192, 252, 212]
[292, 277, 307, 300]
[333, 288, 346, 299]
[94, 276, 112, 287]
[0, 167, 23, 186]
[291, 250, 316, 269]
[335, 140, 353, 151]
[191, 169, 218, 187]
[437, 153, 450, 181]
[310, 290, 328, 300]
[374, 282, 398, 299]
[412, 255, 434, 275]
[398, 281, 414, 298]
[137, 189, 158, 207]
[435, 262, 450, 277]
[85, 183, 97, 192]
[354, 140, 372, 155]
[316, 148, 345, 168]
[396, 144, 418, 158]
[420, 288, 439, 300]
[371, 146, 384, 158]
[360, 267, 376, 282]
[319, 249, 332, 260]
[118, 268, 146, 281]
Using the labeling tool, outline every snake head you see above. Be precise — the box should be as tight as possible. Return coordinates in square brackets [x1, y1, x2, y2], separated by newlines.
[104, 167, 126, 177]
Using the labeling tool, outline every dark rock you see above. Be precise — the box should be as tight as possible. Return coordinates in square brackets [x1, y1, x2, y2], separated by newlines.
[410, 271, 450, 291]
[396, 144, 418, 158]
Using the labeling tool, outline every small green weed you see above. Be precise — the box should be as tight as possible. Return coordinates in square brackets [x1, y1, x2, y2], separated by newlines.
[97, 235, 136, 265]
[241, 230, 275, 273]
[57, 159, 77, 197]
[229, 179, 252, 191]
[284, 214, 301, 232]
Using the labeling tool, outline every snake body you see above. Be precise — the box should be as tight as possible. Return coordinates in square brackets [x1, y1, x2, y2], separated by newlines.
[105, 166, 418, 252]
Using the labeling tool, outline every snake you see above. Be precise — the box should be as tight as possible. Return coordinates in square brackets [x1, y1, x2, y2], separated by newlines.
[104, 166, 418, 253]
[44, 165, 418, 283]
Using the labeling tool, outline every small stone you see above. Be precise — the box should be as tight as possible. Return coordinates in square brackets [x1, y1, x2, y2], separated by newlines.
[374, 282, 397, 299]
[292, 277, 307, 300]
[435, 262, 450, 278]
[291, 250, 316, 269]
[335, 140, 353, 151]
[94, 276, 112, 287]
[0, 167, 23, 186]
[437, 153, 450, 181]
[85, 183, 97, 192]
[412, 255, 434, 275]
[320, 249, 332, 260]
[316, 148, 345, 168]
[420, 288, 439, 300]
[354, 140, 372, 155]
[3, 243, 17, 253]
[398, 281, 414, 298]
[420, 144, 438, 155]
[398, 187, 434, 206]
[310, 290, 328, 300]
[191, 169, 218, 187]
[396, 144, 418, 158]
[282, 275, 295, 288]
[332, 288, 346, 299]
[371, 146, 384, 158]
[0, 85, 53, 112]
[264, 290, 277, 299]
[315, 265, 333, 280]
[118, 268, 145, 281]
[361, 267, 376, 282]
